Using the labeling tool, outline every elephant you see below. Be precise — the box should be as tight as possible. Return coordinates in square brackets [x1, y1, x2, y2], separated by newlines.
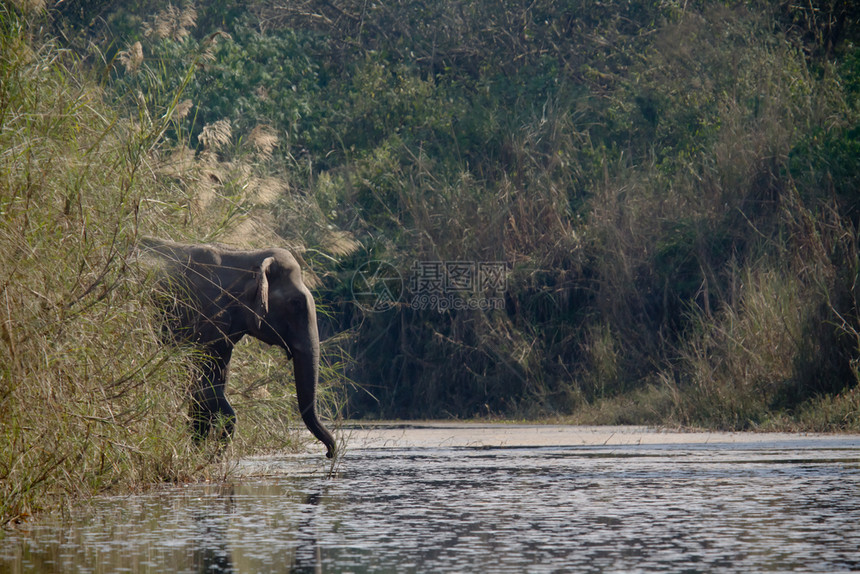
[141, 238, 336, 458]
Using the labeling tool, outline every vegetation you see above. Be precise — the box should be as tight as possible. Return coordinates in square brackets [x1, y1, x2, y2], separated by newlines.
[2, 0, 860, 521]
[0, 1, 330, 525]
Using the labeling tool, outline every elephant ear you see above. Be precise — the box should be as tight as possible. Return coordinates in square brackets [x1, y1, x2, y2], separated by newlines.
[254, 256, 277, 329]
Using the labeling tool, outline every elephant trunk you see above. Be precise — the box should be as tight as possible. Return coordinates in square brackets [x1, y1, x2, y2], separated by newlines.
[292, 342, 336, 458]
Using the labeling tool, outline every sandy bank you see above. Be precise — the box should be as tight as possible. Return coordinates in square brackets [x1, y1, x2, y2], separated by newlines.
[337, 422, 860, 450]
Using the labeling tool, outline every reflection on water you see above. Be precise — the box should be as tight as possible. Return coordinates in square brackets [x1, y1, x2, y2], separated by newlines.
[3, 433, 860, 573]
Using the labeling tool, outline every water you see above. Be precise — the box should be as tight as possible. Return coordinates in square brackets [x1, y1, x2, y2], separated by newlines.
[3, 425, 860, 573]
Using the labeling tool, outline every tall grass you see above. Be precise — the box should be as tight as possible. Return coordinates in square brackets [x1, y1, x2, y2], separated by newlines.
[0, 5, 341, 526]
[0, 8, 343, 525]
[669, 205, 860, 430]
[673, 264, 809, 428]
[0, 9, 205, 524]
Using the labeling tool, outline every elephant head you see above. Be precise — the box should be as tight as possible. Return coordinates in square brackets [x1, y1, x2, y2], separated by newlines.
[143, 238, 336, 458]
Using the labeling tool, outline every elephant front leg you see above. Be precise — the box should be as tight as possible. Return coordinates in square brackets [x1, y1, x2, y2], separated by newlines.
[190, 347, 236, 443]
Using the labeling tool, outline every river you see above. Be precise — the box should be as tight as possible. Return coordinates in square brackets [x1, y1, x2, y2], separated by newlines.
[3, 424, 860, 573]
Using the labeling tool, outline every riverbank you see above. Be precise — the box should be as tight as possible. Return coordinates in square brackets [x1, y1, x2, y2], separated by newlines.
[336, 421, 860, 450]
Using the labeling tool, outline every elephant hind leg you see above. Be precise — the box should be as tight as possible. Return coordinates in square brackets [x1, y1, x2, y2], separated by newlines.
[189, 387, 217, 443]
[214, 396, 236, 441]
[189, 399, 211, 443]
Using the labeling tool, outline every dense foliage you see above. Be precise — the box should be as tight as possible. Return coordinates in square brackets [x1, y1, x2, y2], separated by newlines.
[102, 0, 860, 427]
[67, 0, 860, 425]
